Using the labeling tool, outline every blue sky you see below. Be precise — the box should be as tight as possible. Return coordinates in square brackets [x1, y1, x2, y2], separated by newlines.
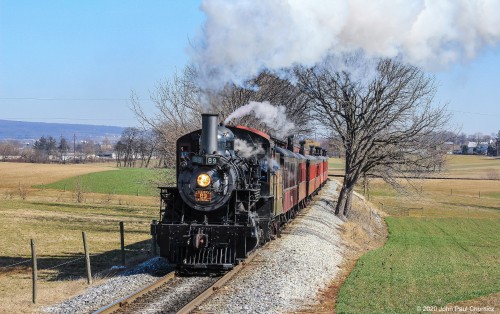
[0, 1, 499, 136]
[0, 1, 204, 128]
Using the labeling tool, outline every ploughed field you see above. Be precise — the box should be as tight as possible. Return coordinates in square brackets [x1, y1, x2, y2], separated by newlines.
[337, 155, 500, 313]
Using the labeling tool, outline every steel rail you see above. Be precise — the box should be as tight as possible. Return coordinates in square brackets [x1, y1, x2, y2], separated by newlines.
[93, 271, 176, 314]
[177, 247, 262, 314]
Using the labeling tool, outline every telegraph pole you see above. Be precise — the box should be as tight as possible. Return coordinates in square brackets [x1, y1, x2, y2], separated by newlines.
[73, 134, 76, 163]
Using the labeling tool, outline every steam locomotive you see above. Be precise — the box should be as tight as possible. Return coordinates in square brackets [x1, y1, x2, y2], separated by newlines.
[151, 113, 328, 273]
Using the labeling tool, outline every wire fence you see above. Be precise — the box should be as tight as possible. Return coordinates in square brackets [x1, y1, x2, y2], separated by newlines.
[445, 189, 497, 199]
[0, 221, 158, 304]
[0, 259, 32, 270]
[41, 257, 86, 271]
[377, 202, 424, 217]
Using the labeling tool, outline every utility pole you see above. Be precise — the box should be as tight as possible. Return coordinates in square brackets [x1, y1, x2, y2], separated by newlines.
[73, 134, 76, 163]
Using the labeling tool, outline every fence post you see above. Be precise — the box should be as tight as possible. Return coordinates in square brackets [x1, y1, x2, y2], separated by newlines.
[450, 188, 453, 196]
[120, 222, 125, 266]
[82, 231, 92, 284]
[31, 239, 37, 304]
[479, 191, 481, 199]
[151, 220, 158, 256]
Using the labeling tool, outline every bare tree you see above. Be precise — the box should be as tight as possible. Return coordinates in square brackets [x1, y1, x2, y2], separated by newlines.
[131, 66, 317, 168]
[496, 130, 500, 157]
[296, 57, 450, 216]
[0, 140, 21, 161]
[81, 139, 97, 161]
[216, 71, 313, 135]
[131, 67, 202, 167]
[136, 130, 157, 167]
[114, 140, 127, 167]
[115, 128, 140, 167]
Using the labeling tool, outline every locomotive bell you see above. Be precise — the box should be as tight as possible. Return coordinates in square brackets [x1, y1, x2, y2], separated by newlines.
[200, 113, 218, 155]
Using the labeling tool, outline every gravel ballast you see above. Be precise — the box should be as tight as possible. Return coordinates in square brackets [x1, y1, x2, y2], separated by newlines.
[42, 258, 172, 314]
[198, 180, 344, 313]
[43, 180, 343, 313]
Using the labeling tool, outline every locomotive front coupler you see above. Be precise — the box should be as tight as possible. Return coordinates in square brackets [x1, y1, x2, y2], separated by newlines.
[192, 229, 209, 250]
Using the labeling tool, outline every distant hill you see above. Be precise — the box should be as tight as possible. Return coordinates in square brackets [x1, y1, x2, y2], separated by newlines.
[0, 119, 125, 142]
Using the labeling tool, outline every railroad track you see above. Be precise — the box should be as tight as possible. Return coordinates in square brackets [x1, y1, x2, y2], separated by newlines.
[93, 249, 261, 314]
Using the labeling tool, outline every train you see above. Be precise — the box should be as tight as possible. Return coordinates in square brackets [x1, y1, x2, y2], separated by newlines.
[151, 113, 328, 273]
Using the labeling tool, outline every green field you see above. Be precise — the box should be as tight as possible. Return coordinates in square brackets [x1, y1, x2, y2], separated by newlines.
[36, 167, 175, 196]
[336, 155, 500, 313]
[337, 217, 499, 313]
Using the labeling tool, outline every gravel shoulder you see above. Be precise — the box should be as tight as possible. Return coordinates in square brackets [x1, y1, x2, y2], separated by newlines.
[197, 180, 344, 313]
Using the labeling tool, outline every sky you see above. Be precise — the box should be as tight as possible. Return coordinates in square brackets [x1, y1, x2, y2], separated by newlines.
[0, 1, 499, 136]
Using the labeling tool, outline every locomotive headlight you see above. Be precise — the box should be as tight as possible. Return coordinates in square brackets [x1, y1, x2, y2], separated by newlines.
[197, 173, 211, 187]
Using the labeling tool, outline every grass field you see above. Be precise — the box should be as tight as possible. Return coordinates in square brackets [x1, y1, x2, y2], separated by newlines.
[445, 155, 500, 178]
[328, 157, 345, 174]
[0, 162, 174, 313]
[337, 217, 499, 313]
[36, 167, 175, 196]
[336, 155, 500, 313]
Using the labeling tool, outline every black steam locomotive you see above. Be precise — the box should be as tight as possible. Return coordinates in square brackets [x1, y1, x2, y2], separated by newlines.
[151, 113, 328, 273]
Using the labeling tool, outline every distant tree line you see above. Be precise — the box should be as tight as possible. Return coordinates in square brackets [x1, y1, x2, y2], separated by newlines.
[0, 129, 171, 167]
[0, 135, 110, 163]
[114, 128, 160, 168]
[3, 126, 496, 167]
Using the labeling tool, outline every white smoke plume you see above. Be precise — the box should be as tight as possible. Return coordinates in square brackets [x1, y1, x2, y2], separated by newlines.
[234, 138, 265, 158]
[191, 0, 500, 88]
[224, 101, 295, 138]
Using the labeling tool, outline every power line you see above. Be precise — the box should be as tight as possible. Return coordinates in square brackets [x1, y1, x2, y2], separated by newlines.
[0, 97, 130, 101]
[451, 110, 500, 117]
[2, 117, 134, 121]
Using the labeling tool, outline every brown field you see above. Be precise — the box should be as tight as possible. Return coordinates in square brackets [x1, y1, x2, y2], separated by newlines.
[0, 162, 157, 313]
[329, 154, 500, 179]
[0, 162, 117, 188]
[444, 155, 500, 179]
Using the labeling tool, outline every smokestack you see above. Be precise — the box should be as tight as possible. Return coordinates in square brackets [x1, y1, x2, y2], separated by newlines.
[201, 113, 218, 155]
[287, 136, 294, 151]
[299, 140, 305, 155]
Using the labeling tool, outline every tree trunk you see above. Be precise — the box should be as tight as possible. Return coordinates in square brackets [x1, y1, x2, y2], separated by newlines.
[343, 185, 354, 216]
[336, 176, 356, 217]
[335, 187, 346, 215]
